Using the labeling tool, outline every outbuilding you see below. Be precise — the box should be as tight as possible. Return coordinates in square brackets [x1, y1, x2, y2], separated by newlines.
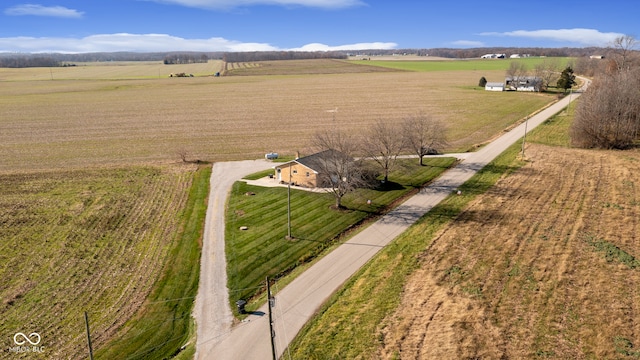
[485, 82, 505, 91]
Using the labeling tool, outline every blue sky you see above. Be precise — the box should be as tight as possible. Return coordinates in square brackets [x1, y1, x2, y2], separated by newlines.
[0, 0, 636, 53]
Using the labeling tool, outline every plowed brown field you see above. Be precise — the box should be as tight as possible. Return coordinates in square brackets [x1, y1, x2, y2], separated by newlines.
[379, 143, 640, 359]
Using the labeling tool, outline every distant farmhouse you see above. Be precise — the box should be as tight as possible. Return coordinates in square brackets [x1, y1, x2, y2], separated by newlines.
[506, 76, 543, 92]
[481, 53, 506, 59]
[485, 76, 543, 92]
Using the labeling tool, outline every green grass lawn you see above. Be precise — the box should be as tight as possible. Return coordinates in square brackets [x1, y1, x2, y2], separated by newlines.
[226, 157, 456, 306]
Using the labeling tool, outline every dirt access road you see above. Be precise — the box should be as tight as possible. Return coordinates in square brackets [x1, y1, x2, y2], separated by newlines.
[194, 83, 587, 359]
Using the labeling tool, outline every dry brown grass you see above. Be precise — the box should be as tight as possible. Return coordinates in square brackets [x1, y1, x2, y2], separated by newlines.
[0, 60, 552, 173]
[378, 144, 640, 359]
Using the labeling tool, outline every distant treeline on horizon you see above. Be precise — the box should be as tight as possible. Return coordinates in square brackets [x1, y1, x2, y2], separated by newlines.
[0, 47, 623, 68]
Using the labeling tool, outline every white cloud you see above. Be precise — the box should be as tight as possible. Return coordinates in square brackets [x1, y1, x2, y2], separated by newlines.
[0, 33, 394, 53]
[0, 34, 277, 53]
[291, 42, 397, 51]
[451, 40, 484, 47]
[4, 4, 84, 18]
[479, 28, 624, 47]
[149, 0, 365, 10]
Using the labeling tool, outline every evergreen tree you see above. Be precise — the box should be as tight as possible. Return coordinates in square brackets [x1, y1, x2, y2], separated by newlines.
[557, 66, 576, 93]
[478, 76, 487, 87]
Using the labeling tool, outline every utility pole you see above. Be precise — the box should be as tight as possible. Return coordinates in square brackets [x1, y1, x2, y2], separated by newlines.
[287, 162, 292, 239]
[521, 115, 528, 158]
[266, 277, 277, 360]
[84, 312, 94, 360]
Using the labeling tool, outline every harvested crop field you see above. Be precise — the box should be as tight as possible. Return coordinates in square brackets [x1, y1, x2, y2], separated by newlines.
[0, 164, 197, 358]
[378, 143, 640, 359]
[223, 58, 401, 75]
[0, 60, 553, 172]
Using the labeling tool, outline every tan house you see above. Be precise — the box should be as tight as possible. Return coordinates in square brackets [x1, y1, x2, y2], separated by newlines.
[274, 150, 348, 188]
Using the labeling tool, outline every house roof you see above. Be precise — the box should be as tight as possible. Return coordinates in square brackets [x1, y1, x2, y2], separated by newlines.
[274, 149, 350, 173]
[505, 76, 542, 82]
[485, 82, 504, 87]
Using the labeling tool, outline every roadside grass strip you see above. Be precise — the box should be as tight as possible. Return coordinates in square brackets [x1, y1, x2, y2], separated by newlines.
[225, 158, 456, 307]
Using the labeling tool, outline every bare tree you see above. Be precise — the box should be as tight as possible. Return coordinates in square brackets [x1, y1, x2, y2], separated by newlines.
[176, 147, 189, 163]
[574, 56, 603, 78]
[534, 58, 560, 91]
[611, 35, 638, 71]
[361, 119, 405, 183]
[505, 61, 528, 90]
[312, 128, 365, 209]
[402, 113, 447, 166]
[570, 68, 640, 149]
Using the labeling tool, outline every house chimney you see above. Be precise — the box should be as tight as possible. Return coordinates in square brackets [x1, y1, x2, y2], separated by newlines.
[295, 151, 300, 160]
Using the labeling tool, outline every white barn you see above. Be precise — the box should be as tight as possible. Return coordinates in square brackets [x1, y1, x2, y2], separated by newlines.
[485, 82, 505, 91]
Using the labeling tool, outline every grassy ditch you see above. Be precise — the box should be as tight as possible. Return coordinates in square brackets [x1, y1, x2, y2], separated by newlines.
[225, 157, 456, 307]
[287, 143, 527, 358]
[96, 165, 210, 360]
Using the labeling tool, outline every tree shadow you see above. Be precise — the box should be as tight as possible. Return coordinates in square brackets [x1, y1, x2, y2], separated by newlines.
[374, 180, 405, 192]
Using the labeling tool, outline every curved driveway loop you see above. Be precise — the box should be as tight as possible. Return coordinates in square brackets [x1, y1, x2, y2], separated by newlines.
[195, 83, 587, 359]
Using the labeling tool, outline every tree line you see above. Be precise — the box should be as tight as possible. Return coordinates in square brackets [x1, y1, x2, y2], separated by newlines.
[570, 35, 640, 149]
[163, 53, 209, 64]
[5, 45, 636, 68]
[311, 113, 446, 208]
[0, 51, 225, 68]
[0, 56, 60, 68]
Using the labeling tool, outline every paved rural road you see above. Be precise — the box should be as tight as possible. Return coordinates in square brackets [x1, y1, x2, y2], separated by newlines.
[195, 82, 588, 359]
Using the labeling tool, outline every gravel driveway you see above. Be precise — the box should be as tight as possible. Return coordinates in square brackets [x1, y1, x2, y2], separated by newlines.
[193, 159, 273, 359]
